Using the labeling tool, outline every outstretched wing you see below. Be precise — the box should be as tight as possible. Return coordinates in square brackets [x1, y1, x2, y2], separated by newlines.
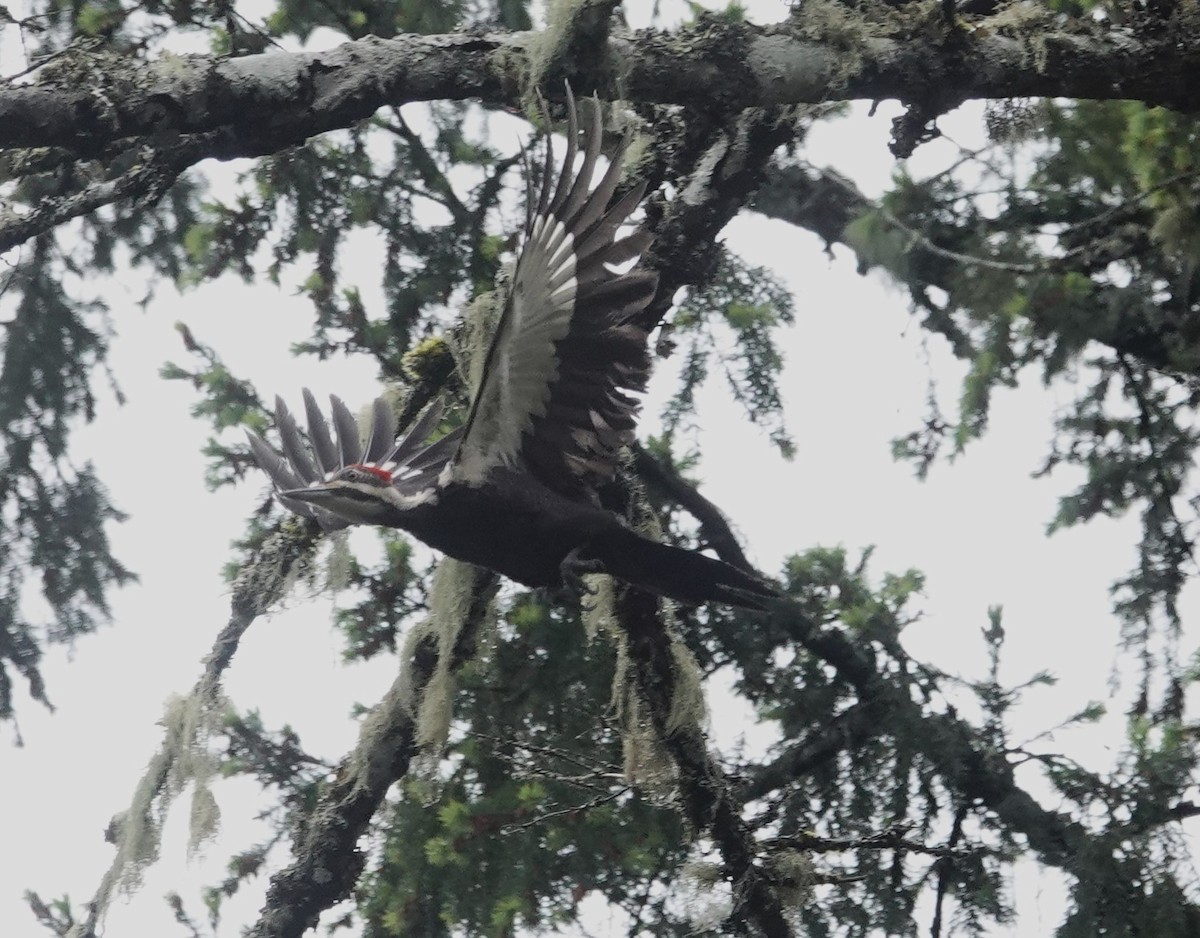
[454, 86, 657, 499]
[246, 391, 461, 530]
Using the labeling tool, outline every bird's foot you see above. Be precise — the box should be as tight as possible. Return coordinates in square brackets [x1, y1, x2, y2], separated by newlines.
[560, 547, 606, 612]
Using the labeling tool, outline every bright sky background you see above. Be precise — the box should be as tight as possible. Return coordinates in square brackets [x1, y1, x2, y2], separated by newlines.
[2, 1, 1193, 936]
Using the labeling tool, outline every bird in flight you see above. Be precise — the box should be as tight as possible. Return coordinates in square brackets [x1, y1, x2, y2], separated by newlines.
[247, 88, 778, 610]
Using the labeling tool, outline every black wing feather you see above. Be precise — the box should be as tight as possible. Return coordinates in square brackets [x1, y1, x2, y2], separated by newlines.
[453, 83, 657, 500]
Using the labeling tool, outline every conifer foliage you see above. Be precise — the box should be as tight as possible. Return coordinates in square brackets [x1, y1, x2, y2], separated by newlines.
[4, 0, 1200, 935]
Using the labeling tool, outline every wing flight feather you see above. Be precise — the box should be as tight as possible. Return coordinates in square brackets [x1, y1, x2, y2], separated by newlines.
[454, 85, 657, 498]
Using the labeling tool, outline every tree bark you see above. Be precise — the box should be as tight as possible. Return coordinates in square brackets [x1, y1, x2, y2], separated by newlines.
[3, 4, 1198, 159]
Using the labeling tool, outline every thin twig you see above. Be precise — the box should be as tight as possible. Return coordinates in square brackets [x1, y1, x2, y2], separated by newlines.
[762, 823, 983, 859]
[0, 140, 200, 253]
[501, 786, 632, 833]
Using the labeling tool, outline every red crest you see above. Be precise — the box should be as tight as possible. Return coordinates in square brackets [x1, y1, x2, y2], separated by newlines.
[352, 464, 393, 484]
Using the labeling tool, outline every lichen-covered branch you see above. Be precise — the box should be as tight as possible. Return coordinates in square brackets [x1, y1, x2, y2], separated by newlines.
[248, 561, 496, 938]
[0, 138, 200, 254]
[752, 597, 1088, 872]
[751, 160, 1200, 378]
[3, 3, 1198, 165]
[631, 443, 753, 572]
[640, 102, 801, 323]
[616, 587, 795, 938]
[66, 519, 321, 938]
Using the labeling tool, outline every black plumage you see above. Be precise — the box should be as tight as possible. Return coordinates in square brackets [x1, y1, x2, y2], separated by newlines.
[247, 88, 777, 610]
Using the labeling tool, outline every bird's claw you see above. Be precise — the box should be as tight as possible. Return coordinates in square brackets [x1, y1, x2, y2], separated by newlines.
[560, 548, 605, 612]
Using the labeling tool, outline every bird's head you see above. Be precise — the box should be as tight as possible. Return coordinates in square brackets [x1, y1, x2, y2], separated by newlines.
[281, 463, 398, 526]
[247, 390, 455, 532]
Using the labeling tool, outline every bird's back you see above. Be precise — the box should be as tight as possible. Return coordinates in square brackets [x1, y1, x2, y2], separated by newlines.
[394, 467, 623, 589]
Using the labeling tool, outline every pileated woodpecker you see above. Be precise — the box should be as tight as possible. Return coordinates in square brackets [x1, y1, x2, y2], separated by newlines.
[247, 89, 778, 610]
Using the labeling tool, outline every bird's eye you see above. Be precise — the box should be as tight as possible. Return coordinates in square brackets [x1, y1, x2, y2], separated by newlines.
[339, 464, 393, 486]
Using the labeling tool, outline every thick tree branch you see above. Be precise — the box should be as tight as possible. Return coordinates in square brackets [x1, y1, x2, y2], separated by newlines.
[249, 563, 495, 938]
[68, 519, 321, 938]
[618, 587, 793, 938]
[3, 7, 1198, 161]
[749, 163, 870, 252]
[0, 34, 504, 159]
[752, 161, 1200, 378]
[0, 138, 202, 254]
[631, 443, 753, 572]
[751, 597, 1087, 870]
[641, 103, 800, 323]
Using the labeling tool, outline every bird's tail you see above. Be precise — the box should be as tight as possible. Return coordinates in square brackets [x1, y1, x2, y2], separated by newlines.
[595, 528, 779, 611]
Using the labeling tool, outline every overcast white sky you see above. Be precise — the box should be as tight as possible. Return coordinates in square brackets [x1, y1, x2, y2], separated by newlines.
[2, 1, 1193, 936]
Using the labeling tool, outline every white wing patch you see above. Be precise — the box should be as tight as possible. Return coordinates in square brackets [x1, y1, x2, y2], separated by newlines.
[454, 218, 577, 484]
[447, 88, 656, 498]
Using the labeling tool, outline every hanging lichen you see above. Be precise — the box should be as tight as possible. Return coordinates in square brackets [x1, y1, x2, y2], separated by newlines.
[675, 857, 735, 931]
[71, 684, 227, 936]
[393, 559, 497, 766]
[664, 627, 706, 736]
[609, 631, 678, 800]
